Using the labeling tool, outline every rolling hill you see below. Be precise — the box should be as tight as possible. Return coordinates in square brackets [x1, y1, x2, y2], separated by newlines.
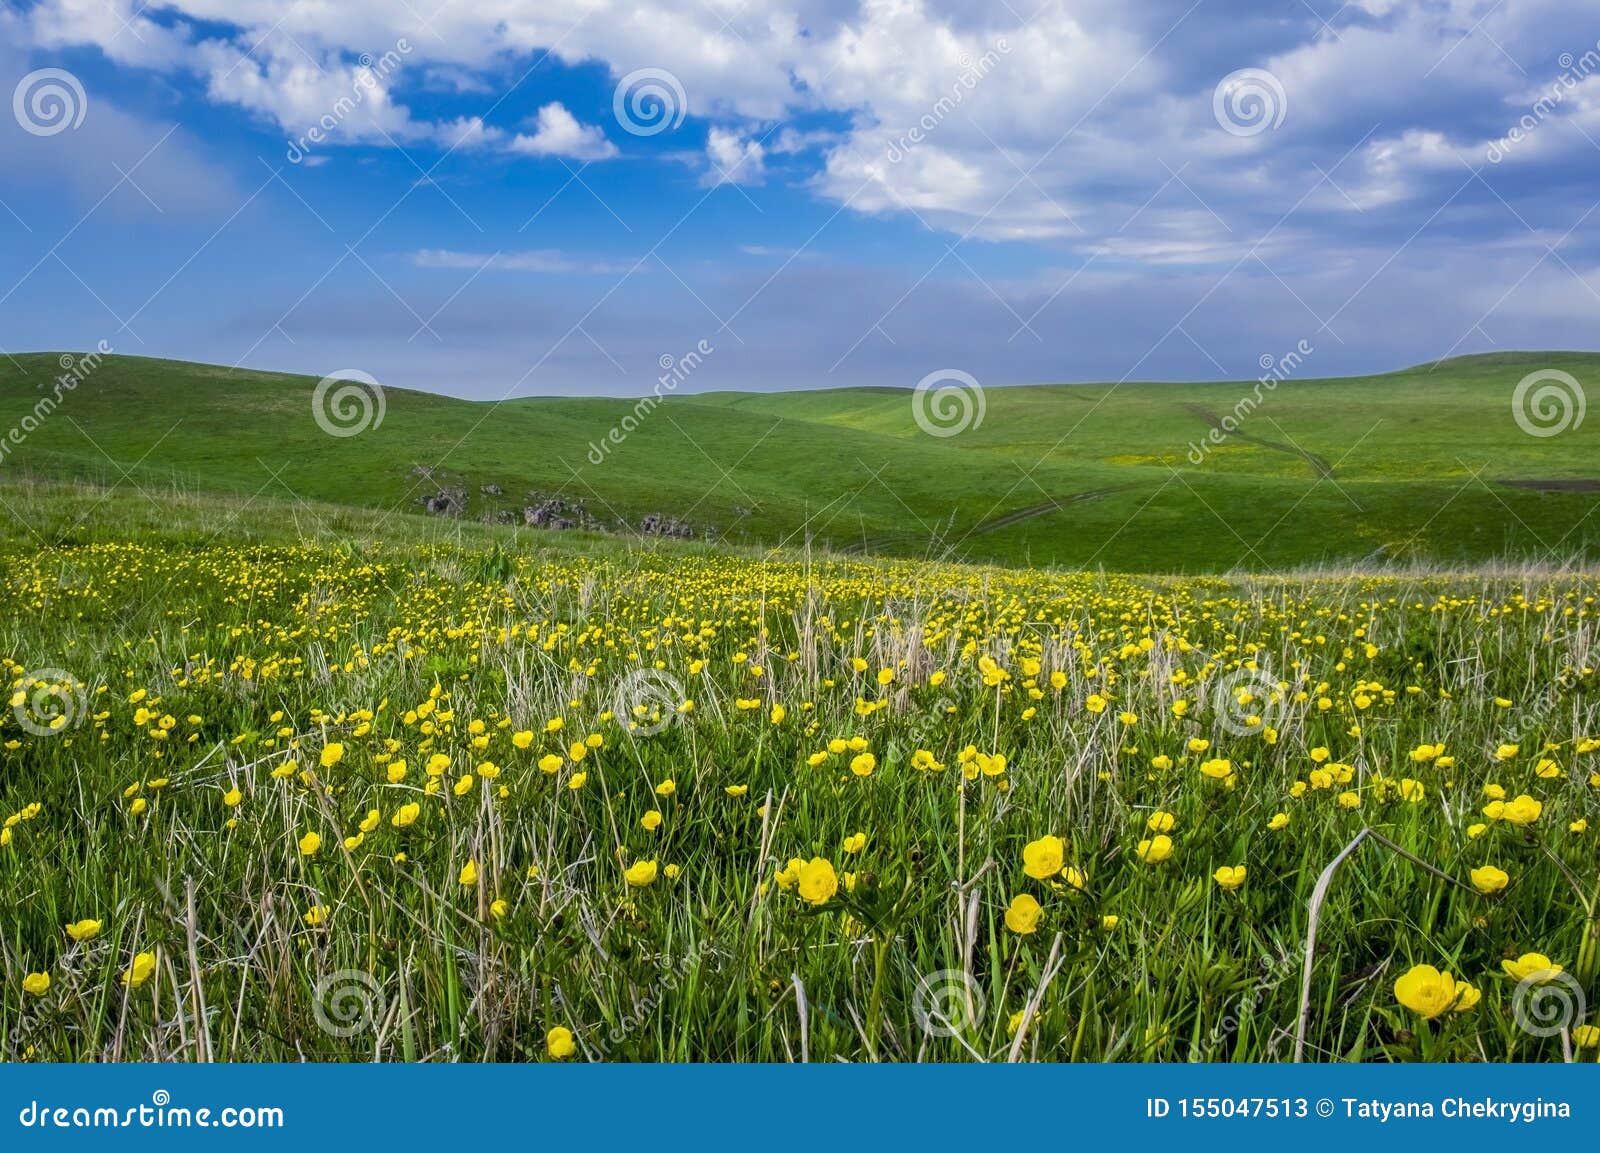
[0, 350, 1596, 571]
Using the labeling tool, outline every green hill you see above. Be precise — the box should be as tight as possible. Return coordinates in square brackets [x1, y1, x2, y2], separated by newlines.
[1, 350, 1596, 571]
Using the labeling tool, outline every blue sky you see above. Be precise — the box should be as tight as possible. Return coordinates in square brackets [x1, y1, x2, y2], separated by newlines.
[1, 0, 1598, 398]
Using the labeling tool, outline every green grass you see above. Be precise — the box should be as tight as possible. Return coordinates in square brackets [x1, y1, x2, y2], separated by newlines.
[2, 350, 1598, 571]
[0, 481, 1597, 1063]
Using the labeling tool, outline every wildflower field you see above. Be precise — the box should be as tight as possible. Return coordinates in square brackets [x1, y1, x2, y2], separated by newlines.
[2, 484, 1597, 1063]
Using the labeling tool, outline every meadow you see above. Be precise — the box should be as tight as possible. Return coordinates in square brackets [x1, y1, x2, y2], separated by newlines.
[2, 350, 1598, 571]
[1, 481, 1596, 1062]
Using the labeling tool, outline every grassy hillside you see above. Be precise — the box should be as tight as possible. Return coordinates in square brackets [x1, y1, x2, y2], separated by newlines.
[1, 351, 1596, 571]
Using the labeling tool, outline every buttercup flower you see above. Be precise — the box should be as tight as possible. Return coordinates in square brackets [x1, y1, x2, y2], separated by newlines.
[1004, 893, 1042, 935]
[1022, 835, 1065, 879]
[1212, 865, 1246, 891]
[1136, 835, 1173, 864]
[65, 918, 103, 942]
[1501, 953, 1562, 983]
[624, 859, 659, 887]
[1470, 865, 1509, 894]
[546, 1026, 576, 1059]
[797, 858, 838, 905]
[1394, 964, 1475, 1019]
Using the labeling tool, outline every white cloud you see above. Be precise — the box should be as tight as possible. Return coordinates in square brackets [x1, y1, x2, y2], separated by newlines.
[13, 0, 1599, 257]
[703, 126, 765, 185]
[411, 248, 629, 273]
[507, 102, 618, 161]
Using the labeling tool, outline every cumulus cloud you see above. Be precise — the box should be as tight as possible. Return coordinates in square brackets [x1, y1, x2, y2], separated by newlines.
[13, 0, 1599, 257]
[703, 126, 765, 185]
[507, 102, 618, 161]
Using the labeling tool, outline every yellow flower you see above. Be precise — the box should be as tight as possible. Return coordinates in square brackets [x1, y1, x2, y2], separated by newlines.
[490, 898, 509, 919]
[842, 832, 867, 854]
[1501, 953, 1562, 983]
[222, 787, 242, 807]
[664, 863, 681, 880]
[1469, 865, 1509, 894]
[298, 831, 322, 857]
[654, 779, 676, 797]
[1100, 914, 1119, 932]
[1212, 865, 1247, 891]
[511, 730, 534, 749]
[1004, 893, 1042, 935]
[121, 951, 156, 988]
[458, 859, 478, 886]
[1199, 758, 1233, 780]
[1466, 822, 1487, 838]
[22, 971, 51, 996]
[64, 918, 103, 942]
[1267, 812, 1290, 831]
[725, 784, 749, 797]
[797, 858, 839, 905]
[391, 802, 420, 828]
[1501, 794, 1542, 825]
[537, 753, 563, 774]
[1573, 1024, 1600, 1049]
[849, 753, 875, 777]
[1146, 811, 1176, 834]
[567, 772, 587, 790]
[1393, 964, 1471, 1019]
[546, 1026, 576, 1059]
[1061, 865, 1087, 891]
[319, 743, 344, 768]
[624, 859, 659, 887]
[1136, 834, 1173, 864]
[303, 905, 329, 926]
[641, 810, 663, 831]
[1022, 835, 1065, 879]
[359, 808, 381, 834]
